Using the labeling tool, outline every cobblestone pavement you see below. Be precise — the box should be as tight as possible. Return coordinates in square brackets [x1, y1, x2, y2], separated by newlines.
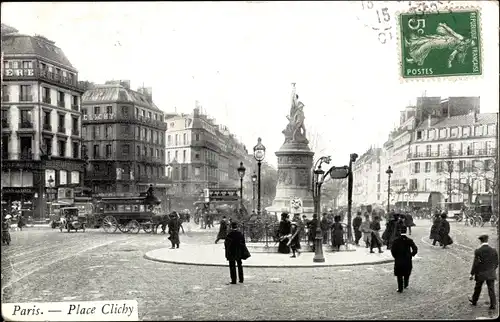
[1, 221, 498, 320]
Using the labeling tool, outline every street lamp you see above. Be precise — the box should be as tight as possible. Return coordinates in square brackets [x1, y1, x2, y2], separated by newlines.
[237, 161, 246, 210]
[251, 172, 257, 213]
[253, 138, 266, 216]
[386, 166, 393, 213]
[313, 164, 326, 263]
[47, 175, 55, 218]
[346, 153, 358, 244]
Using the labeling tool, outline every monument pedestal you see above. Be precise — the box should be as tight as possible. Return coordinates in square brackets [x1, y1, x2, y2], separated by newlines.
[266, 142, 315, 217]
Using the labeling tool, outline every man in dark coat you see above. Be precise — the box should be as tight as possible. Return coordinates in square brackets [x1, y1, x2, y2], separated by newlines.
[438, 213, 452, 249]
[352, 211, 363, 246]
[278, 213, 291, 254]
[215, 215, 228, 244]
[468, 234, 498, 310]
[224, 221, 249, 284]
[308, 213, 319, 251]
[383, 213, 400, 250]
[168, 212, 181, 249]
[430, 214, 441, 246]
[320, 213, 330, 244]
[391, 226, 418, 293]
[404, 212, 415, 235]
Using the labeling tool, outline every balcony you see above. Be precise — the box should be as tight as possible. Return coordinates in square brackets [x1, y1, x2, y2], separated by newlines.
[2, 95, 9, 102]
[18, 121, 33, 129]
[57, 100, 65, 108]
[42, 96, 51, 104]
[43, 123, 52, 131]
[57, 127, 66, 134]
[71, 104, 79, 111]
[19, 95, 33, 102]
[20, 151, 33, 160]
[71, 128, 79, 136]
[38, 69, 84, 92]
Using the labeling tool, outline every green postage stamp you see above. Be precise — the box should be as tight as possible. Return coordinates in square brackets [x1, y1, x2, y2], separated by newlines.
[399, 9, 482, 79]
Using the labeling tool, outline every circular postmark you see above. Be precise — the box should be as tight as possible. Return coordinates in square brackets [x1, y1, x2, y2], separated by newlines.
[354, 1, 396, 44]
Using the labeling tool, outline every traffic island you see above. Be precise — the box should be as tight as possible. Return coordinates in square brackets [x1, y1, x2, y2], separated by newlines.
[144, 244, 406, 268]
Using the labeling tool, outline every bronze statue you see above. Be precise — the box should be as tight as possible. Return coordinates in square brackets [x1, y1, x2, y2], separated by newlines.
[283, 83, 308, 144]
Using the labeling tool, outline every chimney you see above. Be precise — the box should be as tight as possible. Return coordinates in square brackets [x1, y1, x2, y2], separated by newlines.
[193, 107, 200, 117]
[119, 80, 130, 89]
[142, 87, 152, 102]
[474, 110, 478, 123]
[427, 114, 431, 127]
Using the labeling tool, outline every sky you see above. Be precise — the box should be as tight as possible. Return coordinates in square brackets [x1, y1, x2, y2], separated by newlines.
[2, 1, 499, 168]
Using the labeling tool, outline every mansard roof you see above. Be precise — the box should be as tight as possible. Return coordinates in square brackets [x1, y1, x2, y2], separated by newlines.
[416, 113, 497, 130]
[82, 84, 162, 112]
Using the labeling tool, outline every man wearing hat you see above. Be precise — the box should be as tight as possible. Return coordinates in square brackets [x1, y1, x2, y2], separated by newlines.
[438, 213, 453, 248]
[287, 221, 301, 258]
[167, 211, 182, 249]
[468, 234, 498, 310]
[390, 225, 418, 293]
[224, 221, 250, 284]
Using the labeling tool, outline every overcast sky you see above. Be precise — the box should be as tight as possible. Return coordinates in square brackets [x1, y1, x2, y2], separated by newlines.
[2, 1, 498, 168]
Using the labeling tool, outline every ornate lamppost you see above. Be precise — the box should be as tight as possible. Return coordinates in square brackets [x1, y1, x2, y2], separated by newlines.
[346, 153, 358, 244]
[253, 138, 266, 216]
[251, 172, 257, 213]
[46, 175, 55, 218]
[237, 162, 246, 210]
[386, 166, 393, 213]
[312, 163, 327, 262]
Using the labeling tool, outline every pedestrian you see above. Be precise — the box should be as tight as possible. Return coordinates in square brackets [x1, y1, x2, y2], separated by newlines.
[383, 213, 398, 250]
[17, 214, 25, 231]
[369, 216, 384, 254]
[160, 214, 169, 234]
[468, 234, 498, 310]
[278, 212, 291, 254]
[320, 213, 330, 244]
[331, 215, 344, 251]
[438, 213, 453, 249]
[359, 214, 372, 248]
[167, 212, 181, 249]
[404, 212, 415, 235]
[430, 213, 442, 246]
[308, 213, 319, 251]
[287, 221, 301, 258]
[215, 215, 228, 244]
[224, 221, 251, 285]
[353, 211, 363, 246]
[391, 226, 418, 293]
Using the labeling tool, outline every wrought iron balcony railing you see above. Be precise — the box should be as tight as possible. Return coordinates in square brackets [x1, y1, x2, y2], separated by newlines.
[19, 121, 33, 129]
[43, 123, 52, 131]
[58, 127, 66, 134]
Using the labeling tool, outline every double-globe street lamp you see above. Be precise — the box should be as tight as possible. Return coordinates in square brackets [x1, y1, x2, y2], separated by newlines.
[311, 156, 332, 263]
[237, 162, 246, 210]
[251, 172, 257, 213]
[386, 166, 393, 213]
[253, 138, 267, 247]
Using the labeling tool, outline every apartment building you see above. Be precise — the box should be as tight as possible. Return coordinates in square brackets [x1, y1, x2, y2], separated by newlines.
[1, 25, 85, 219]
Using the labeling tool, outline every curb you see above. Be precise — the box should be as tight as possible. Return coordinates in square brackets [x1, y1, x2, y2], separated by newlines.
[143, 250, 395, 268]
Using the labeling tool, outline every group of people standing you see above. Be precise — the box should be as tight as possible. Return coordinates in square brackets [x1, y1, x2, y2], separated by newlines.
[429, 212, 453, 248]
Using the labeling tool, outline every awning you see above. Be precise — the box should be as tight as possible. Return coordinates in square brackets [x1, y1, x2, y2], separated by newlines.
[397, 193, 431, 203]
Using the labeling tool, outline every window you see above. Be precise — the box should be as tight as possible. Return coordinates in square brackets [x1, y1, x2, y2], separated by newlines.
[175, 134, 179, 145]
[142, 110, 146, 117]
[195, 153, 200, 160]
[22, 61, 33, 69]
[183, 150, 186, 162]
[94, 106, 100, 114]
[44, 138, 52, 155]
[72, 95, 78, 107]
[122, 106, 129, 116]
[175, 150, 178, 161]
[475, 125, 483, 136]
[57, 91, 65, 107]
[72, 142, 79, 158]
[106, 106, 113, 114]
[59, 140, 66, 157]
[409, 179, 418, 191]
[425, 145, 431, 156]
[487, 124, 496, 136]
[425, 162, 431, 173]
[195, 167, 200, 176]
[148, 111, 152, 119]
[106, 144, 112, 158]
[484, 159, 493, 171]
[428, 129, 435, 139]
[20, 85, 32, 101]
[155, 149, 159, 158]
[154, 114, 158, 120]
[136, 145, 140, 157]
[167, 151, 171, 163]
[183, 133, 187, 145]
[82, 108, 87, 116]
[439, 128, 447, 138]
[20, 110, 32, 124]
[105, 125, 112, 139]
[93, 145, 100, 158]
[72, 117, 78, 133]
[58, 114, 65, 132]
[42, 87, 51, 104]
[135, 108, 139, 117]
[195, 133, 200, 141]
[412, 162, 420, 174]
[150, 148, 153, 157]
[167, 135, 171, 146]
[416, 131, 422, 140]
[143, 146, 147, 156]
[93, 126, 100, 140]
[424, 178, 431, 192]
[450, 128, 458, 138]
[436, 161, 443, 173]
[43, 111, 51, 125]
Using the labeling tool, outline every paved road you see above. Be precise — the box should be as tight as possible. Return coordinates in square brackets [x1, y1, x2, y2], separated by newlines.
[1, 221, 498, 320]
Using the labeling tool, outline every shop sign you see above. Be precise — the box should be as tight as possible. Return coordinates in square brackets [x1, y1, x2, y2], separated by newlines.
[4, 68, 35, 77]
[2, 187, 34, 194]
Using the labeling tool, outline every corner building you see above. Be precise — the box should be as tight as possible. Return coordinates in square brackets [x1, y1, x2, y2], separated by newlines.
[1, 28, 85, 219]
[81, 81, 169, 209]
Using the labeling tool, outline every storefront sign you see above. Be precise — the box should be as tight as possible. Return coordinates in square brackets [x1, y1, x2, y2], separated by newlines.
[4, 68, 35, 77]
[2, 187, 34, 194]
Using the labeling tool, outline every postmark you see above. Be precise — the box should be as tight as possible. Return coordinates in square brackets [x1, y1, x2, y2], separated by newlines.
[398, 8, 482, 80]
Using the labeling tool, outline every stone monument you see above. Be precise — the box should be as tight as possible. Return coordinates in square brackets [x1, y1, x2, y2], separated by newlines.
[266, 84, 315, 217]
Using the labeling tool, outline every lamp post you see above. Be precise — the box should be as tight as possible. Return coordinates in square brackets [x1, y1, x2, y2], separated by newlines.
[253, 138, 266, 216]
[47, 176, 55, 217]
[251, 172, 257, 213]
[237, 162, 246, 210]
[313, 164, 326, 262]
[386, 166, 393, 213]
[347, 153, 358, 244]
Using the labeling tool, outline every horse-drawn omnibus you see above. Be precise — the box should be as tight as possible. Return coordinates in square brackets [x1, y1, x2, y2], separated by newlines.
[91, 192, 164, 233]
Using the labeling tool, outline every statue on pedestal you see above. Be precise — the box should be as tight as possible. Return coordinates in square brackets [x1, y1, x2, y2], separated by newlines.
[282, 83, 308, 144]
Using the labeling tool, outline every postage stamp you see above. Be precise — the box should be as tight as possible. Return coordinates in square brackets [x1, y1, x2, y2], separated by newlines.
[399, 9, 482, 79]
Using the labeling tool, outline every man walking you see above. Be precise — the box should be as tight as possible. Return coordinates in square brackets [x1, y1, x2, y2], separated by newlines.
[438, 213, 453, 249]
[168, 212, 181, 249]
[320, 213, 330, 244]
[359, 214, 372, 248]
[308, 214, 319, 252]
[391, 226, 418, 293]
[215, 215, 228, 244]
[352, 211, 363, 246]
[468, 234, 498, 310]
[224, 221, 250, 284]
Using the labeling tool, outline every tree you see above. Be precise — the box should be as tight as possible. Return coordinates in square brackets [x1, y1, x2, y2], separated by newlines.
[321, 178, 347, 210]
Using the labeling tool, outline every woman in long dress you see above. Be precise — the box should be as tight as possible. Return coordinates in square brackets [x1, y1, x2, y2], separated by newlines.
[370, 216, 384, 254]
[331, 215, 344, 251]
[278, 213, 291, 254]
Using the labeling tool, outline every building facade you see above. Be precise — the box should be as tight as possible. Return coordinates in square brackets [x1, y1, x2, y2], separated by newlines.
[1, 26, 85, 219]
[81, 80, 169, 209]
[352, 147, 382, 206]
[350, 96, 498, 210]
[164, 103, 253, 210]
